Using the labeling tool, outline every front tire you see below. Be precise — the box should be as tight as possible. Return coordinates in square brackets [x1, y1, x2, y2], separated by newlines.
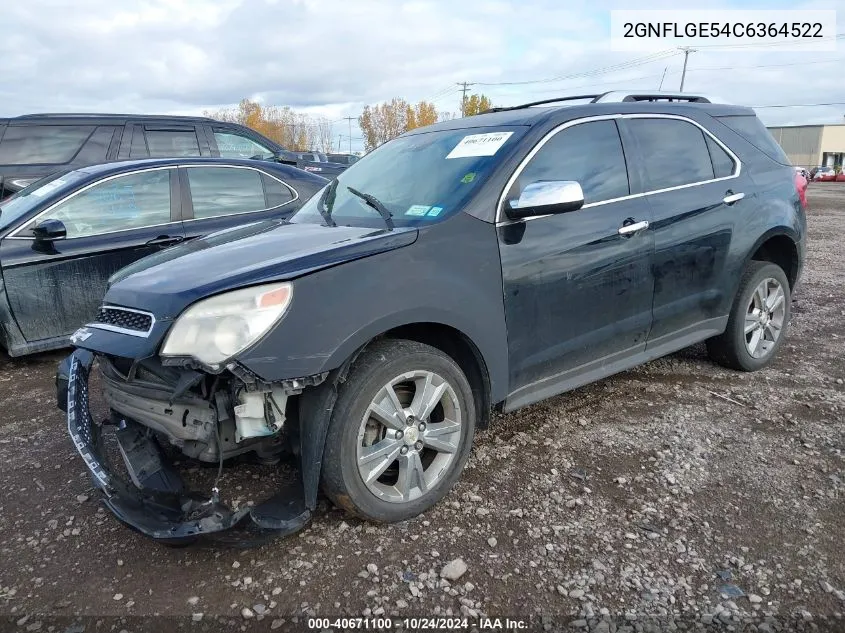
[321, 339, 476, 523]
[707, 261, 791, 371]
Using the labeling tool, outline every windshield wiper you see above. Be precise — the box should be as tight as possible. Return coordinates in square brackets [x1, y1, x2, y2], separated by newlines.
[317, 179, 338, 227]
[347, 187, 394, 231]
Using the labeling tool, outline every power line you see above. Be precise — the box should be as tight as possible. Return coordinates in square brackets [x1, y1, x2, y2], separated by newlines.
[473, 49, 681, 87]
[693, 32, 844, 49]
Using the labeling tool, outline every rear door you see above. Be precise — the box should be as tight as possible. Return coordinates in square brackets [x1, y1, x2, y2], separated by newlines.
[0, 167, 185, 342]
[621, 115, 751, 347]
[179, 165, 298, 240]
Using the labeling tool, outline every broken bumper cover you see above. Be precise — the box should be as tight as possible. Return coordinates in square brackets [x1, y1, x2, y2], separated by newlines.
[64, 351, 311, 543]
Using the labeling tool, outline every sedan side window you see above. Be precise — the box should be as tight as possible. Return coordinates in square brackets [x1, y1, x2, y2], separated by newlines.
[46, 170, 172, 238]
[214, 132, 274, 159]
[511, 120, 630, 205]
[186, 167, 269, 219]
[627, 118, 715, 190]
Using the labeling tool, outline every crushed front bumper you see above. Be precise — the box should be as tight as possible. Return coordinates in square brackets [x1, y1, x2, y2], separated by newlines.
[62, 351, 311, 544]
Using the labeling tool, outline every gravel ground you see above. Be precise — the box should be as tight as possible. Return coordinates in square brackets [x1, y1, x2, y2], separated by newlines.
[0, 184, 843, 633]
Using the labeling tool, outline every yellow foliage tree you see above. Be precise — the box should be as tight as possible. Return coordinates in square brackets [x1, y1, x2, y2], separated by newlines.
[359, 98, 440, 151]
[462, 94, 493, 116]
[204, 99, 333, 152]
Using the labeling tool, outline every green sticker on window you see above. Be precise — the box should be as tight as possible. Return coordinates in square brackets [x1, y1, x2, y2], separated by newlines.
[460, 172, 476, 184]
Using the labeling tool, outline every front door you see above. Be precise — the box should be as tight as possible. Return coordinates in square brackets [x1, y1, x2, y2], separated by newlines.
[0, 167, 183, 342]
[498, 118, 655, 410]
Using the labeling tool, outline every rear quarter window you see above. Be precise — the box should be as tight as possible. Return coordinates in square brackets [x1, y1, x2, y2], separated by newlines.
[0, 125, 95, 165]
[716, 115, 791, 165]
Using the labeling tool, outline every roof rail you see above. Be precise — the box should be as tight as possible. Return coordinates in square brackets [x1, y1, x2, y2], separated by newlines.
[14, 113, 216, 121]
[592, 91, 719, 103]
[483, 90, 729, 113]
[485, 95, 602, 113]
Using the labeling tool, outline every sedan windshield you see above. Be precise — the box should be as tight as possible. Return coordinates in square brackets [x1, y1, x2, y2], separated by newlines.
[0, 170, 86, 233]
[290, 126, 525, 229]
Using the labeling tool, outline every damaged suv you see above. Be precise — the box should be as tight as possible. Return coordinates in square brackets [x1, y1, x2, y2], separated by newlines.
[58, 92, 806, 543]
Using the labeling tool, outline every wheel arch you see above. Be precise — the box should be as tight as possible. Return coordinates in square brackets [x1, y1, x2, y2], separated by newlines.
[744, 227, 801, 289]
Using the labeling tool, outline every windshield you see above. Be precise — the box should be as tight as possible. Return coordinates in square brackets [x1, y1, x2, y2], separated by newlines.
[290, 126, 524, 229]
[0, 169, 85, 233]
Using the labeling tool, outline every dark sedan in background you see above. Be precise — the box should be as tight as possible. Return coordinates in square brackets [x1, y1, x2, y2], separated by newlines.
[0, 157, 326, 356]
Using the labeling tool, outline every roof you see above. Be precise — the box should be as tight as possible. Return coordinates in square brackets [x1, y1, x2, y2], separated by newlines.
[407, 100, 754, 135]
[7, 113, 216, 122]
[71, 157, 307, 178]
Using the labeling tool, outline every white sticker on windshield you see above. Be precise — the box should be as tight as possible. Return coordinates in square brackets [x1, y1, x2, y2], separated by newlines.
[30, 178, 66, 198]
[446, 132, 513, 159]
[405, 204, 431, 216]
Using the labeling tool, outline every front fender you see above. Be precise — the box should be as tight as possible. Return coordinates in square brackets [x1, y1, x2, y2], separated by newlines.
[237, 213, 510, 404]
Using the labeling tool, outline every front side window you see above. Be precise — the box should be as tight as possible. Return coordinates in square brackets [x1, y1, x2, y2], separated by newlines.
[508, 120, 629, 205]
[186, 167, 269, 219]
[291, 126, 526, 229]
[0, 125, 95, 165]
[628, 118, 715, 191]
[145, 130, 201, 157]
[44, 169, 172, 238]
[214, 132, 274, 159]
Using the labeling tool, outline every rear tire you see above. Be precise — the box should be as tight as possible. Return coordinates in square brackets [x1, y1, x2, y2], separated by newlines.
[707, 261, 791, 371]
[321, 339, 475, 523]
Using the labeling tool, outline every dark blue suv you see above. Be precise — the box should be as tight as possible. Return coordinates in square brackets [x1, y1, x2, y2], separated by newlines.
[57, 92, 806, 543]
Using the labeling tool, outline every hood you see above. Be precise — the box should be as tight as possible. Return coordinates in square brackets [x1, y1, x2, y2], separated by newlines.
[105, 220, 417, 318]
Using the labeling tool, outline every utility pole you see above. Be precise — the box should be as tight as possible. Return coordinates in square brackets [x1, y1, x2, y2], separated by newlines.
[658, 66, 668, 90]
[678, 47, 696, 92]
[344, 116, 356, 154]
[457, 82, 474, 116]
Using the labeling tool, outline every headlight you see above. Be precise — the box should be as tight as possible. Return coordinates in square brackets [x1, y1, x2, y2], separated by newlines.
[161, 282, 293, 368]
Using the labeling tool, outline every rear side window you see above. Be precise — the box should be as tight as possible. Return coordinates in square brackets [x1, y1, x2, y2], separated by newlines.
[0, 125, 94, 164]
[716, 115, 790, 165]
[186, 167, 268, 219]
[214, 131, 274, 159]
[706, 136, 736, 179]
[260, 173, 295, 207]
[145, 129, 201, 157]
[512, 120, 629, 204]
[628, 119, 714, 190]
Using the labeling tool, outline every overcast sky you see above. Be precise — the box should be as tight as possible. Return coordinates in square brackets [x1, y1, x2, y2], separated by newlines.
[1, 0, 843, 152]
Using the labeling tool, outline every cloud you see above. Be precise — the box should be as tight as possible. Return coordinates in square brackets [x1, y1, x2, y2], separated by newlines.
[0, 0, 843, 151]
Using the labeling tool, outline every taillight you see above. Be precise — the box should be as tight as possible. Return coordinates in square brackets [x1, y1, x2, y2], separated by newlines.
[794, 174, 808, 210]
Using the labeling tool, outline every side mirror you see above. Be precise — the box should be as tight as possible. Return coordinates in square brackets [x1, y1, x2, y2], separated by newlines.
[505, 181, 585, 220]
[32, 219, 67, 241]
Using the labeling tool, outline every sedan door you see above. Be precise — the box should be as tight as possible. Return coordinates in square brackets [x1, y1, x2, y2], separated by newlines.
[0, 167, 184, 342]
[178, 165, 298, 240]
[498, 118, 655, 410]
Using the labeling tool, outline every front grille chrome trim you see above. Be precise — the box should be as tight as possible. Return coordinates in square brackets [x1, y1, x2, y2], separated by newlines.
[88, 305, 156, 338]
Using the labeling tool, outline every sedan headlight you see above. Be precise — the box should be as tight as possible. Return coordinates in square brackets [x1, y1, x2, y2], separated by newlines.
[161, 282, 293, 368]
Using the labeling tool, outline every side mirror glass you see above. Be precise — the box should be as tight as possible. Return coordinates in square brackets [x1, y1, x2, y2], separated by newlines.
[32, 218, 67, 241]
[506, 181, 585, 220]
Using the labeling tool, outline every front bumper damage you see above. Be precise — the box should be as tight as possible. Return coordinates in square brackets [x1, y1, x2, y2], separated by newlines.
[60, 351, 313, 544]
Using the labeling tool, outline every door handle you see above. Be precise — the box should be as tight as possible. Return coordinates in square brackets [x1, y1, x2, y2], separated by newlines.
[145, 235, 184, 247]
[723, 191, 745, 205]
[618, 220, 650, 236]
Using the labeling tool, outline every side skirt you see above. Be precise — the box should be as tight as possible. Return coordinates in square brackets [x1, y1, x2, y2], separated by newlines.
[503, 316, 728, 413]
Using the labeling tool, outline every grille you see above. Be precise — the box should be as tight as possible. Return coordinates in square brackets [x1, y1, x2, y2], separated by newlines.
[94, 307, 153, 333]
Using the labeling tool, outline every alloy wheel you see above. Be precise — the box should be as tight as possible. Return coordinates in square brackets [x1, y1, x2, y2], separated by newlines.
[744, 277, 786, 359]
[355, 370, 462, 503]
